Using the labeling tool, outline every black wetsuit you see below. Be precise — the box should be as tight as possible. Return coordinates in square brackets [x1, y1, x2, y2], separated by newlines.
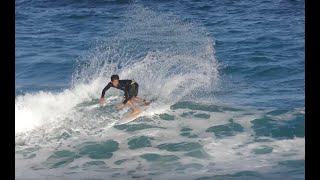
[101, 79, 139, 104]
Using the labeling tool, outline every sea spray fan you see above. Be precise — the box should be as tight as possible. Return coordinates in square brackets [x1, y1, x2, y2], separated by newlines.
[72, 4, 219, 104]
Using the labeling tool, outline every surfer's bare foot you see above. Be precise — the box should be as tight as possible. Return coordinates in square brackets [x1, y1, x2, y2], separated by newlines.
[131, 109, 140, 115]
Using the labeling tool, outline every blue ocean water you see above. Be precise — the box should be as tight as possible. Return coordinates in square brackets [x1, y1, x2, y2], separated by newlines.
[15, 0, 305, 179]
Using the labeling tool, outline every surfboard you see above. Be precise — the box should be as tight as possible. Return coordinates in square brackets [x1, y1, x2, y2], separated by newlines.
[115, 98, 157, 125]
[116, 105, 149, 125]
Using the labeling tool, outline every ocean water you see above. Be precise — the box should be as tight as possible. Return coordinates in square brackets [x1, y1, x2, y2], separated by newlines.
[15, 0, 305, 179]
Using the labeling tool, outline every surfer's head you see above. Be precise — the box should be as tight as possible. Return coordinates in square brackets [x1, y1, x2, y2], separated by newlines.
[111, 74, 119, 87]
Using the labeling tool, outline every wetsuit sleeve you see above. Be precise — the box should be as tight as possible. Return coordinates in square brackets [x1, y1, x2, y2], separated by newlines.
[101, 82, 112, 98]
[122, 92, 130, 104]
[122, 80, 133, 104]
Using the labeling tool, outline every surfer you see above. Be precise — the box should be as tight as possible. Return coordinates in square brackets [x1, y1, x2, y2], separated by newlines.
[100, 75, 149, 115]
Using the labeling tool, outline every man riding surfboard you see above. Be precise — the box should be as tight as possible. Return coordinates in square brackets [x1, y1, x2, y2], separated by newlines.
[100, 75, 149, 115]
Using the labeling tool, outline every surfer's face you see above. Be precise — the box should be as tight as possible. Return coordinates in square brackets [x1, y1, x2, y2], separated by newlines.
[112, 79, 119, 87]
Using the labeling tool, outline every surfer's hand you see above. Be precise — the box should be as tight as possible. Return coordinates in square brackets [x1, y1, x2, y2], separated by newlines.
[116, 103, 125, 109]
[100, 98, 105, 105]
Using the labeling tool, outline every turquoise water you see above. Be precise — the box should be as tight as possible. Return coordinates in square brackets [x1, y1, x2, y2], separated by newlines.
[15, 0, 304, 179]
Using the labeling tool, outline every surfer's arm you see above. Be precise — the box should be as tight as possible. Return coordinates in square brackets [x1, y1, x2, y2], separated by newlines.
[122, 91, 130, 104]
[123, 86, 137, 105]
[121, 80, 135, 104]
[101, 82, 112, 98]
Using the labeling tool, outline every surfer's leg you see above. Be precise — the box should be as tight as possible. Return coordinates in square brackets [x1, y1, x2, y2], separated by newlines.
[127, 99, 140, 115]
[132, 97, 150, 106]
[128, 83, 144, 103]
[133, 84, 147, 102]
[132, 96, 146, 102]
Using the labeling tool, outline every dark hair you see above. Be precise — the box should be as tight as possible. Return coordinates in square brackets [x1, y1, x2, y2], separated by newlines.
[111, 74, 119, 81]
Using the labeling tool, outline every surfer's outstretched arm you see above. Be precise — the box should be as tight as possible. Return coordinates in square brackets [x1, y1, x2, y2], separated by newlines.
[100, 82, 112, 104]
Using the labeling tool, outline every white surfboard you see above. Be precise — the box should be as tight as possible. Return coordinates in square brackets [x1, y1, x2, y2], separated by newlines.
[116, 105, 149, 125]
